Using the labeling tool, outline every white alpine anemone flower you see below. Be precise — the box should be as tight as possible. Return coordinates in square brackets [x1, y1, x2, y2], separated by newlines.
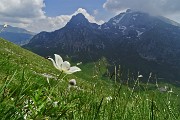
[48, 54, 81, 74]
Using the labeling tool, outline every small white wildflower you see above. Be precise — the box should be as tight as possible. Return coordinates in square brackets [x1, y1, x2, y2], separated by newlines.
[158, 87, 167, 92]
[105, 96, 112, 103]
[53, 101, 58, 107]
[24, 113, 27, 120]
[168, 88, 173, 93]
[138, 75, 143, 78]
[93, 75, 98, 78]
[11, 97, 14, 101]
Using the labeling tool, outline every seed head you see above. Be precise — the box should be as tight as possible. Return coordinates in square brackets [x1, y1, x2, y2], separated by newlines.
[69, 79, 76, 86]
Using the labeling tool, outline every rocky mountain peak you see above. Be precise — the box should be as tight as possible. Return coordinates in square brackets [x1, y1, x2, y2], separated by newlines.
[126, 8, 133, 13]
[66, 13, 90, 27]
[108, 10, 153, 26]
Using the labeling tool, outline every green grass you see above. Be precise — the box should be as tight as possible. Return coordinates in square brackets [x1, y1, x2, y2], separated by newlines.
[0, 38, 180, 120]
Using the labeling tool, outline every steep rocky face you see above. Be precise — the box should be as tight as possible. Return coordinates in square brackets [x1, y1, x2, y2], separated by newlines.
[100, 9, 180, 67]
[23, 10, 180, 82]
[26, 13, 107, 55]
[137, 23, 180, 66]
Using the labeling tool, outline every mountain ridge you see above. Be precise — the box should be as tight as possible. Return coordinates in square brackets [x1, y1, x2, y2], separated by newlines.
[23, 9, 180, 83]
[0, 25, 35, 45]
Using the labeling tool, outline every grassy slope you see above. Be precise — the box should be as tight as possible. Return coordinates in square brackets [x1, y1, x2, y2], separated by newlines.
[0, 38, 180, 120]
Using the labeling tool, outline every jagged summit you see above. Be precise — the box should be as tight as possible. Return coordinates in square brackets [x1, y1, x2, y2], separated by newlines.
[126, 9, 133, 13]
[107, 9, 153, 26]
[71, 13, 88, 22]
[66, 13, 91, 27]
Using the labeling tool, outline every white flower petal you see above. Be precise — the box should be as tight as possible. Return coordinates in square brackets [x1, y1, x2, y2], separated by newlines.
[48, 57, 60, 70]
[54, 54, 63, 68]
[65, 66, 81, 74]
[62, 61, 71, 71]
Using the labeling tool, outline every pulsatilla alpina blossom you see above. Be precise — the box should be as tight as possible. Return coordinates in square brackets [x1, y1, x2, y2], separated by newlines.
[48, 54, 81, 74]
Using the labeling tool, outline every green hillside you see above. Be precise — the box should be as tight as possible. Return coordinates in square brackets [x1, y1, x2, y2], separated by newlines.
[0, 38, 180, 120]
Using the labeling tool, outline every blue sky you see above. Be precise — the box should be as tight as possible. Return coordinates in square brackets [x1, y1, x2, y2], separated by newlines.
[44, 0, 106, 16]
[44, 0, 111, 21]
[0, 0, 180, 33]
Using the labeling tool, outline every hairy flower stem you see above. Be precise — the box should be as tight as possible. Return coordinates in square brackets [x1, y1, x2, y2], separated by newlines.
[57, 71, 63, 81]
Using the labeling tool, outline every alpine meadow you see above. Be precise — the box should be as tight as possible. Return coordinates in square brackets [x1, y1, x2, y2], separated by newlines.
[0, 1, 180, 120]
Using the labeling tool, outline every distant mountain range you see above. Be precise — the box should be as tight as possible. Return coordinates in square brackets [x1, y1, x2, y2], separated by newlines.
[23, 9, 180, 83]
[0, 25, 35, 45]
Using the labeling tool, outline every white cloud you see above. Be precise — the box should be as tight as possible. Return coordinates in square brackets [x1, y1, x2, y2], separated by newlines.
[26, 15, 72, 33]
[0, 0, 104, 33]
[25, 8, 104, 33]
[103, 0, 180, 23]
[0, 0, 45, 18]
[73, 8, 104, 25]
[93, 9, 99, 15]
[0, 0, 45, 32]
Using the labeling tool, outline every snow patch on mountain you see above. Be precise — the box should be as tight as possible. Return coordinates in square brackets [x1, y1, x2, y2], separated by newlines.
[104, 27, 110, 29]
[113, 13, 125, 24]
[136, 30, 144, 37]
[119, 26, 127, 34]
[133, 14, 139, 17]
